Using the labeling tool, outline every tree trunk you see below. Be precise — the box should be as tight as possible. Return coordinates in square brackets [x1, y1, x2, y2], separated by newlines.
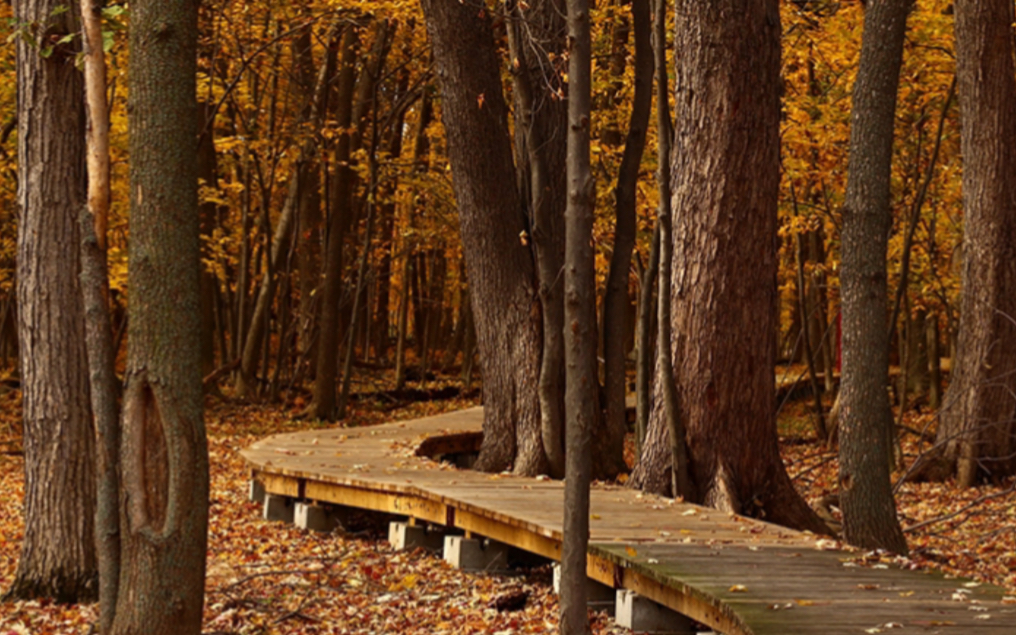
[79, 0, 120, 625]
[5, 0, 97, 603]
[927, 0, 1016, 486]
[560, 0, 595, 629]
[311, 25, 360, 419]
[792, 191, 827, 441]
[634, 225, 659, 460]
[927, 313, 942, 410]
[111, 0, 207, 632]
[505, 0, 568, 478]
[631, 0, 826, 534]
[421, 0, 548, 475]
[838, 0, 910, 554]
[293, 25, 325, 368]
[601, 0, 652, 479]
[240, 21, 341, 399]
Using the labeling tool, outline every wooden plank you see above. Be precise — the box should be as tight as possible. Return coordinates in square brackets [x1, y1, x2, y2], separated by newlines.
[302, 480, 448, 525]
[452, 507, 562, 561]
[258, 472, 300, 498]
[242, 408, 1016, 635]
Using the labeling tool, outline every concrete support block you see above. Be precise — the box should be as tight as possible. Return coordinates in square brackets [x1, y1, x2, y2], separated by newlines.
[388, 522, 445, 551]
[262, 493, 294, 523]
[442, 535, 509, 572]
[552, 563, 616, 615]
[615, 590, 695, 634]
[248, 479, 265, 504]
[295, 502, 342, 532]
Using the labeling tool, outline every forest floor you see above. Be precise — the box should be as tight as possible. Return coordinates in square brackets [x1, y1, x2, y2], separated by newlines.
[0, 372, 1013, 634]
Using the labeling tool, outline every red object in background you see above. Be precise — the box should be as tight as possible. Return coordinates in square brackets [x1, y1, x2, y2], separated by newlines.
[836, 311, 842, 373]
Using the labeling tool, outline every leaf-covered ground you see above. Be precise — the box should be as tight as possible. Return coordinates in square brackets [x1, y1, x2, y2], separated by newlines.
[779, 396, 1016, 594]
[0, 386, 1013, 633]
[0, 394, 625, 634]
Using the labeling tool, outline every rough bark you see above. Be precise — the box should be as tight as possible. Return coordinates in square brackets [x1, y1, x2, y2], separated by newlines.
[421, 0, 548, 475]
[838, 0, 910, 554]
[631, 0, 826, 534]
[925, 0, 1016, 486]
[506, 0, 568, 478]
[601, 0, 652, 479]
[5, 0, 97, 603]
[111, 0, 207, 632]
[560, 0, 595, 630]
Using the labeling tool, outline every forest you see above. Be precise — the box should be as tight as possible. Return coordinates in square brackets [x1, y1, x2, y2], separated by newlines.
[0, 0, 1014, 633]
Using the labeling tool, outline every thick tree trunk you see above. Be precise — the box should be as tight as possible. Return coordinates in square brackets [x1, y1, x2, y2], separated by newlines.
[560, 0, 595, 629]
[421, 0, 548, 475]
[601, 0, 652, 479]
[5, 0, 97, 603]
[631, 0, 826, 534]
[927, 0, 1016, 486]
[111, 0, 207, 633]
[506, 0, 569, 478]
[838, 0, 910, 554]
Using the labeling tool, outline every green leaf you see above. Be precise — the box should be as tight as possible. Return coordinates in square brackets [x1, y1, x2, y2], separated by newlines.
[50, 4, 69, 17]
[102, 30, 114, 53]
[101, 5, 126, 19]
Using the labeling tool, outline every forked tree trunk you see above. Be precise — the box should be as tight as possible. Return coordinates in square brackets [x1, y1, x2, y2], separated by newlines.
[506, 0, 567, 477]
[111, 0, 207, 633]
[838, 0, 910, 555]
[631, 0, 827, 534]
[924, 0, 1016, 487]
[5, 0, 97, 604]
[421, 0, 548, 475]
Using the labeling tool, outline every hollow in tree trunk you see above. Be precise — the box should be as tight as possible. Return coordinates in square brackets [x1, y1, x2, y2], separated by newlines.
[110, 0, 208, 632]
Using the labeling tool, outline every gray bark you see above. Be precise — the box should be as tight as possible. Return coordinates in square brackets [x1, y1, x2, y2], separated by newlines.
[930, 0, 1016, 487]
[111, 0, 206, 632]
[838, 0, 910, 555]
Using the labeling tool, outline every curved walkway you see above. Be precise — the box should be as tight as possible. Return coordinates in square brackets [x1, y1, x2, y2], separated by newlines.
[242, 407, 1013, 634]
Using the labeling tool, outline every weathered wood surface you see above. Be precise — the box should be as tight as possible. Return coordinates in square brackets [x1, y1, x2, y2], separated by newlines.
[241, 406, 1014, 634]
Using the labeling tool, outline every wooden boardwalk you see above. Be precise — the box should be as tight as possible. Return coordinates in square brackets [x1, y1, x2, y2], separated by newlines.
[242, 407, 1014, 634]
